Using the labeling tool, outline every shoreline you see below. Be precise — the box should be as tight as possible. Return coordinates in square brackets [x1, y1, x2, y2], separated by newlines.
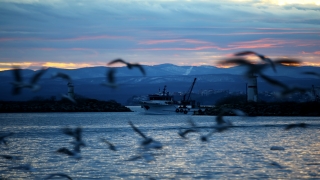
[0, 100, 132, 113]
[203, 101, 320, 116]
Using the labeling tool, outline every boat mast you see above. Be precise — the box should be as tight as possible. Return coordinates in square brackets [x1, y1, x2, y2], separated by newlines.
[181, 78, 197, 107]
[162, 85, 167, 96]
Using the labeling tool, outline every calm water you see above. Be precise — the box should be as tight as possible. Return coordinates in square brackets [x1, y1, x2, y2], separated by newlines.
[0, 106, 320, 179]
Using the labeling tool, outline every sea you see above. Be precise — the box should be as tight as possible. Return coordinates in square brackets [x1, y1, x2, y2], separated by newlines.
[0, 106, 320, 179]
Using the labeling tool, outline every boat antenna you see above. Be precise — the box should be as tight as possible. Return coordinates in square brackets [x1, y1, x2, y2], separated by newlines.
[162, 85, 167, 96]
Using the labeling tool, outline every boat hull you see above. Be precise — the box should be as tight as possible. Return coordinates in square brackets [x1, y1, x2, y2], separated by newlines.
[140, 103, 204, 115]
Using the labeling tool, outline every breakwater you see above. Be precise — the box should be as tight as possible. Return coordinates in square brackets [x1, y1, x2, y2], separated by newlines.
[205, 102, 320, 116]
[0, 99, 131, 113]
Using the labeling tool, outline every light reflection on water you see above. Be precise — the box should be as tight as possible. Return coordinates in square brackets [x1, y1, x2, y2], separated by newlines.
[0, 108, 320, 179]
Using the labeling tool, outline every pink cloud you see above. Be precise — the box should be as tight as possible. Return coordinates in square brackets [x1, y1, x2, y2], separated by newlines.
[139, 39, 211, 45]
[134, 45, 219, 51]
[0, 35, 131, 42]
[301, 51, 320, 55]
[135, 38, 320, 52]
[60, 35, 131, 41]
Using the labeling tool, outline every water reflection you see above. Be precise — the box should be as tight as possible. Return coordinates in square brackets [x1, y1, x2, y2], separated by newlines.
[0, 112, 320, 179]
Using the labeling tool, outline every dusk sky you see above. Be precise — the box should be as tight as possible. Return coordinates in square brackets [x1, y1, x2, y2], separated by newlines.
[1, 0, 320, 71]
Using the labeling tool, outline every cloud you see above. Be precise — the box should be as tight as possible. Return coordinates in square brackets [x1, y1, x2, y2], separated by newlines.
[0, 0, 320, 69]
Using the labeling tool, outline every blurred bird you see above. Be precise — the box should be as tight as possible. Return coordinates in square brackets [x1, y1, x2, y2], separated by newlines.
[9, 164, 35, 172]
[234, 51, 277, 72]
[302, 71, 320, 78]
[57, 127, 85, 159]
[0, 132, 14, 146]
[101, 68, 118, 88]
[62, 127, 85, 147]
[0, 155, 23, 160]
[178, 118, 198, 138]
[129, 121, 162, 149]
[285, 123, 307, 130]
[101, 138, 117, 151]
[56, 145, 82, 160]
[108, 59, 146, 76]
[201, 109, 234, 142]
[11, 66, 47, 94]
[51, 72, 72, 82]
[270, 161, 283, 169]
[270, 146, 285, 150]
[259, 73, 307, 97]
[218, 58, 300, 79]
[44, 173, 73, 180]
[61, 94, 77, 104]
[127, 152, 156, 162]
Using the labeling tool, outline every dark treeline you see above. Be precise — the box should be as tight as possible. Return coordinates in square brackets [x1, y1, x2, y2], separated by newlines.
[0, 99, 131, 113]
[205, 101, 320, 116]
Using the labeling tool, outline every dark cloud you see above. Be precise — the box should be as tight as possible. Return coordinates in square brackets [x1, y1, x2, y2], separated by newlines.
[0, 0, 319, 68]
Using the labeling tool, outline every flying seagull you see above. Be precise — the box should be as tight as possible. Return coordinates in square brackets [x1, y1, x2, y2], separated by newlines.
[234, 51, 277, 72]
[9, 163, 35, 172]
[11, 66, 47, 94]
[44, 173, 73, 180]
[56, 146, 82, 160]
[0, 132, 14, 146]
[101, 68, 118, 89]
[129, 121, 162, 149]
[285, 123, 307, 130]
[51, 72, 72, 82]
[101, 138, 117, 151]
[178, 118, 198, 138]
[0, 155, 23, 160]
[108, 59, 146, 76]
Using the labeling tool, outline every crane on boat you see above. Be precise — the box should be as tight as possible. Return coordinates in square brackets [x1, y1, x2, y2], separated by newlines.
[180, 78, 197, 108]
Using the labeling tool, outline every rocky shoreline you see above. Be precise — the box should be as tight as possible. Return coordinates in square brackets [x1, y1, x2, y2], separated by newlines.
[204, 102, 320, 116]
[0, 99, 132, 113]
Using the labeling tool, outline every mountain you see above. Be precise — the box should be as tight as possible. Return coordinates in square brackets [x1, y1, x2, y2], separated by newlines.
[1, 63, 319, 79]
[0, 64, 319, 104]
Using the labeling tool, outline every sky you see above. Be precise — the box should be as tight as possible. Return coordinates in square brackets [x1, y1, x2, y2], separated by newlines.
[0, 0, 320, 71]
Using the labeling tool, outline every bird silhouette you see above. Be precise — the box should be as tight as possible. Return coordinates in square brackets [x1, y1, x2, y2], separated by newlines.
[101, 138, 117, 151]
[0, 132, 14, 146]
[108, 59, 146, 76]
[234, 51, 277, 72]
[61, 94, 77, 104]
[178, 118, 198, 138]
[57, 127, 85, 159]
[56, 146, 82, 160]
[129, 121, 162, 149]
[9, 163, 35, 172]
[0, 155, 23, 160]
[302, 71, 320, 78]
[101, 68, 118, 88]
[10, 66, 47, 94]
[51, 72, 72, 82]
[62, 127, 85, 147]
[44, 173, 73, 180]
[285, 123, 307, 130]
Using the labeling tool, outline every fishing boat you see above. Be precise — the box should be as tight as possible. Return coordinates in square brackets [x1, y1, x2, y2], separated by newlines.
[140, 78, 207, 115]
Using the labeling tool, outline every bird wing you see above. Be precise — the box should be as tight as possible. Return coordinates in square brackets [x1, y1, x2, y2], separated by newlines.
[30, 68, 47, 84]
[12, 66, 22, 82]
[52, 72, 71, 82]
[302, 71, 320, 78]
[129, 121, 148, 139]
[259, 73, 288, 90]
[131, 64, 146, 76]
[45, 173, 73, 180]
[107, 59, 128, 66]
[107, 68, 116, 84]
[273, 59, 301, 66]
[234, 51, 257, 56]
